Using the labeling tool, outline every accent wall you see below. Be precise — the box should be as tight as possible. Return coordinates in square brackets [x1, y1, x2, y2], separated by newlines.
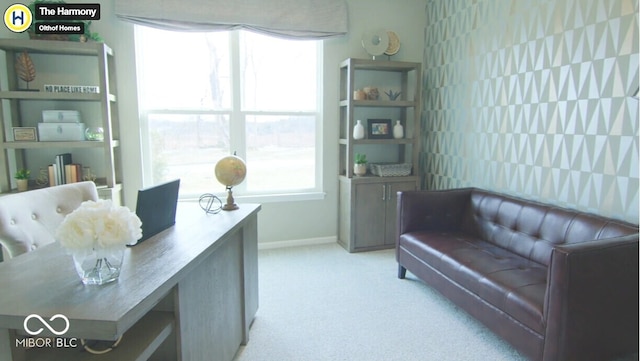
[421, 0, 639, 223]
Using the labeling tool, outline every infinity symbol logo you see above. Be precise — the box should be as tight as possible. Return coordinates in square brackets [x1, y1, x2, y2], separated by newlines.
[23, 314, 70, 336]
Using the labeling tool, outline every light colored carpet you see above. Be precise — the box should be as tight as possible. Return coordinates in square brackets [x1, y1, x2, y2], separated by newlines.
[233, 242, 528, 361]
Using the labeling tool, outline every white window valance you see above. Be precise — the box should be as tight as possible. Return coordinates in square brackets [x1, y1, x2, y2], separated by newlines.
[114, 0, 348, 39]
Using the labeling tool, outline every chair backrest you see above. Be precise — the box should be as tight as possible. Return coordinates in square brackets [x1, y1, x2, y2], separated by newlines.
[0, 182, 99, 260]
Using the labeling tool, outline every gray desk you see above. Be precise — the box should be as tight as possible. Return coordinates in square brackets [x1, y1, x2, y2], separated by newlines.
[0, 203, 260, 361]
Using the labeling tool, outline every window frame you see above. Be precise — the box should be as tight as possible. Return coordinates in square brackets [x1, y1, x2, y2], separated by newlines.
[136, 27, 325, 202]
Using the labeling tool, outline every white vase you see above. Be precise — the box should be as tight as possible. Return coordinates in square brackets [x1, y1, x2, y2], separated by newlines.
[353, 120, 365, 140]
[393, 120, 404, 139]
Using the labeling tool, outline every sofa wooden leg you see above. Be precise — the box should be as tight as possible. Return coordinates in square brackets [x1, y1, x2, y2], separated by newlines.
[398, 265, 407, 279]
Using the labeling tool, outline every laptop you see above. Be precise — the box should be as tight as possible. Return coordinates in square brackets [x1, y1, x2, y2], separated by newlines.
[133, 179, 180, 245]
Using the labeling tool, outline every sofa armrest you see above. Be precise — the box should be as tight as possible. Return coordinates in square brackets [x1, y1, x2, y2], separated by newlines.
[396, 188, 474, 236]
[543, 233, 639, 361]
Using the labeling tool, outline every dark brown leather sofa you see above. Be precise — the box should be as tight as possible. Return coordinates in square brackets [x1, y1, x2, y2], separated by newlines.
[396, 188, 639, 361]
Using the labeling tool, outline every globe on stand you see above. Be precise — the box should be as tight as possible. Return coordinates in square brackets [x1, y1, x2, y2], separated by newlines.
[214, 155, 247, 211]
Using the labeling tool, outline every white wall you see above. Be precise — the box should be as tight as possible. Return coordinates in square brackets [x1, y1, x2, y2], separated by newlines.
[0, 0, 427, 245]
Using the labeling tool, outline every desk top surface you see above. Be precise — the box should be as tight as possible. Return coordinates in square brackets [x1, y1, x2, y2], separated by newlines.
[0, 202, 260, 339]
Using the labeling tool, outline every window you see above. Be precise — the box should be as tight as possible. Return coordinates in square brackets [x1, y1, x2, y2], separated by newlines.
[135, 27, 321, 199]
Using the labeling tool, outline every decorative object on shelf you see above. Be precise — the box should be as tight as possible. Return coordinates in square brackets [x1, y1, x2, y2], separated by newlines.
[35, 167, 49, 186]
[82, 21, 103, 42]
[363, 86, 379, 100]
[369, 163, 412, 177]
[55, 199, 142, 285]
[353, 120, 365, 140]
[38, 122, 86, 141]
[14, 168, 30, 192]
[361, 28, 389, 60]
[44, 84, 99, 94]
[393, 120, 404, 139]
[384, 89, 401, 100]
[384, 31, 401, 56]
[14, 50, 36, 90]
[82, 166, 97, 182]
[85, 127, 104, 141]
[353, 89, 366, 100]
[42, 109, 81, 123]
[214, 154, 247, 211]
[12, 127, 37, 141]
[354, 153, 367, 176]
[367, 118, 392, 139]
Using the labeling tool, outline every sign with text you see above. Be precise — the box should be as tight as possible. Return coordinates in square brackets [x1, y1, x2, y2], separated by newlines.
[35, 3, 100, 20]
[17, 313, 79, 350]
[3, 3, 100, 35]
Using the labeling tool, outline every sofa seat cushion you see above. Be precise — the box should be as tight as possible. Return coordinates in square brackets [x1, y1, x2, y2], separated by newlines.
[400, 231, 547, 334]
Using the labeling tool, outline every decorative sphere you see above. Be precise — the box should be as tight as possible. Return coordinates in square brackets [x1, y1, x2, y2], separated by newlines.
[85, 127, 104, 141]
[215, 155, 247, 187]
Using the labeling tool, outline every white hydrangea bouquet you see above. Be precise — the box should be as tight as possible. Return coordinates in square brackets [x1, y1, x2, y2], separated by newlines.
[56, 199, 142, 285]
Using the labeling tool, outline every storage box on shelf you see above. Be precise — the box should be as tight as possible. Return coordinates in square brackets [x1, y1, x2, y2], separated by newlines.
[338, 58, 422, 252]
[0, 39, 121, 202]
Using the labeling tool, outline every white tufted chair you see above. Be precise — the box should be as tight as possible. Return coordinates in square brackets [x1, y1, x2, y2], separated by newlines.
[0, 181, 98, 260]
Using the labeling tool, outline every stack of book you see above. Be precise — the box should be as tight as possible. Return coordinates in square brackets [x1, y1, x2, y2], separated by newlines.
[48, 153, 83, 186]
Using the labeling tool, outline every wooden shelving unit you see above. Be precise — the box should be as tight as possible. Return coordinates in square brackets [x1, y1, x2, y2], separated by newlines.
[338, 58, 422, 252]
[0, 39, 121, 202]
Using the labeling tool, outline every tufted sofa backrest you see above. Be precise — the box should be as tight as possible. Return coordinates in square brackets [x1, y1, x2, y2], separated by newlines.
[470, 189, 639, 266]
[0, 182, 99, 260]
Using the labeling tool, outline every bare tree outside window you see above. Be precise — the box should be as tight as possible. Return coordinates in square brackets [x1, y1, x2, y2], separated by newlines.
[135, 27, 319, 197]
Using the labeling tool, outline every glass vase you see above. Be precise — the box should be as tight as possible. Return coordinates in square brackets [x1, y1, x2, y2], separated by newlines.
[72, 247, 125, 285]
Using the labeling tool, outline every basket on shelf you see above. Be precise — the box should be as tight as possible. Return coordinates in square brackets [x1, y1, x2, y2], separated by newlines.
[369, 163, 412, 177]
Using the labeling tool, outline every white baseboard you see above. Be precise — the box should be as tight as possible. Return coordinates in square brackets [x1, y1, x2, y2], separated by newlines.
[258, 236, 337, 250]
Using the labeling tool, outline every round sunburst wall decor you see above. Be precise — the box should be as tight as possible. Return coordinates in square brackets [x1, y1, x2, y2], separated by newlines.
[385, 31, 400, 56]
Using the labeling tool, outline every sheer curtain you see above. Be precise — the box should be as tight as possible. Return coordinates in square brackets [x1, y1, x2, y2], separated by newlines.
[115, 0, 348, 39]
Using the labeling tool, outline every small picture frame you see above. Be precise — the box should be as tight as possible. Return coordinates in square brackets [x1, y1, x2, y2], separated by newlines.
[12, 127, 37, 141]
[367, 119, 392, 139]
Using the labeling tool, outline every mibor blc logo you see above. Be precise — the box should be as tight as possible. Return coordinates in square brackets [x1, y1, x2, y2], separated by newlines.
[23, 313, 70, 336]
[4, 3, 32, 33]
[17, 314, 77, 349]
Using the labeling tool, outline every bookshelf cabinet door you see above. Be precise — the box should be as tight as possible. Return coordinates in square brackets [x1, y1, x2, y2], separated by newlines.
[353, 182, 387, 250]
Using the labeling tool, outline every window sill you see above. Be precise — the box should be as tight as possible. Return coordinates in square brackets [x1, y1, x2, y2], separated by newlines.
[181, 191, 326, 205]
[238, 191, 326, 203]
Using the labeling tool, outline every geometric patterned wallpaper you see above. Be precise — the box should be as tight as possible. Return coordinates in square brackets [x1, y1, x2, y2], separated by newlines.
[421, 0, 639, 223]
